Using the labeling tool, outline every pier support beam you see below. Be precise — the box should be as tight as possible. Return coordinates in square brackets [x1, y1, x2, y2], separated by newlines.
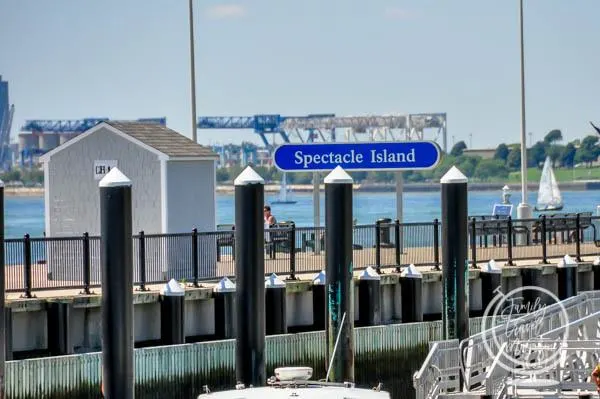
[214, 277, 236, 340]
[234, 166, 266, 387]
[440, 166, 469, 342]
[400, 264, 423, 323]
[480, 260, 502, 314]
[47, 301, 72, 356]
[265, 273, 287, 335]
[325, 166, 354, 383]
[160, 279, 185, 345]
[99, 168, 134, 399]
[557, 255, 578, 300]
[357, 266, 381, 327]
[312, 271, 326, 331]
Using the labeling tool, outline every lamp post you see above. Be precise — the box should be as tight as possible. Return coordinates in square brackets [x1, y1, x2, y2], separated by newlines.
[188, 0, 198, 143]
[516, 0, 533, 222]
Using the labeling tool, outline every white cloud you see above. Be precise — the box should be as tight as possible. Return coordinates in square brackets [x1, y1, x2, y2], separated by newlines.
[205, 4, 246, 20]
[384, 7, 415, 20]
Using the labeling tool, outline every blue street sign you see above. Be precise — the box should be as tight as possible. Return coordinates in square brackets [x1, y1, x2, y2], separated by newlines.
[272, 141, 441, 172]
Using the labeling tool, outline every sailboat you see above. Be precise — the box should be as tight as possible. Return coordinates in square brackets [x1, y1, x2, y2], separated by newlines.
[535, 156, 564, 212]
[271, 172, 297, 205]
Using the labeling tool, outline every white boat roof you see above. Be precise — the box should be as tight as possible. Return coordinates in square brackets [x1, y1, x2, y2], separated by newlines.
[198, 386, 391, 399]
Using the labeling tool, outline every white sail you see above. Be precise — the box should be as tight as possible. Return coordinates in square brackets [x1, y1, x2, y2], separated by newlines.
[536, 157, 563, 209]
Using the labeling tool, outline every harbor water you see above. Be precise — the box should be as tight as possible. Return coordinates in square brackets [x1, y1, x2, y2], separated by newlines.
[5, 189, 600, 238]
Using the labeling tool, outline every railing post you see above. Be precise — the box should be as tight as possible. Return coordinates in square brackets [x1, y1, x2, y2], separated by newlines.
[21, 234, 33, 298]
[506, 217, 514, 266]
[541, 215, 548, 264]
[575, 213, 582, 262]
[192, 228, 199, 287]
[394, 219, 401, 272]
[287, 223, 297, 280]
[375, 220, 382, 274]
[80, 232, 92, 295]
[470, 218, 477, 268]
[433, 219, 440, 271]
[137, 231, 147, 291]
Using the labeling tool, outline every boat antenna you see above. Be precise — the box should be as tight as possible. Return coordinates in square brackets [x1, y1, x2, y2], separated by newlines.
[325, 312, 347, 383]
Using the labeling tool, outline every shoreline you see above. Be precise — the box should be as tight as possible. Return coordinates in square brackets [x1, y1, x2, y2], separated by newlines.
[5, 180, 600, 197]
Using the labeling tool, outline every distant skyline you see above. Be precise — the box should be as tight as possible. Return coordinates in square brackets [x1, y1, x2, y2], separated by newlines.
[1, 0, 599, 149]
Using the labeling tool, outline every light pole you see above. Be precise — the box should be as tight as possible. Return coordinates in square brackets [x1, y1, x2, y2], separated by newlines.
[188, 0, 198, 143]
[517, 0, 533, 221]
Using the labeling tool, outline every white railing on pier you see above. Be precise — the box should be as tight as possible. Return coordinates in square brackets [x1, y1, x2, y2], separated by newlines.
[413, 291, 600, 399]
[484, 339, 600, 398]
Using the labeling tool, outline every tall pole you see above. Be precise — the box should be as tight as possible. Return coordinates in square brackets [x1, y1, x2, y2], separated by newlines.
[99, 168, 134, 399]
[517, 0, 533, 222]
[234, 166, 266, 387]
[324, 166, 354, 383]
[188, 0, 198, 143]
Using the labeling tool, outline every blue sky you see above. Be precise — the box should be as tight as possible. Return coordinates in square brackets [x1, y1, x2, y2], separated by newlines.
[1, 0, 599, 149]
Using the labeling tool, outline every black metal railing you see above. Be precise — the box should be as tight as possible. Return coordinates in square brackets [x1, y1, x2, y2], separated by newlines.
[3, 213, 600, 295]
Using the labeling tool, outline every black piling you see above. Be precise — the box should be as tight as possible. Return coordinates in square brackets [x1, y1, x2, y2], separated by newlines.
[440, 166, 469, 342]
[234, 166, 266, 387]
[594, 258, 600, 290]
[557, 255, 578, 300]
[324, 166, 355, 383]
[265, 273, 287, 335]
[99, 167, 134, 399]
[160, 279, 185, 345]
[214, 277, 236, 340]
[400, 264, 423, 323]
[357, 266, 381, 327]
[0, 180, 5, 397]
[521, 267, 545, 307]
[47, 301, 72, 356]
[480, 260, 502, 314]
[312, 271, 326, 331]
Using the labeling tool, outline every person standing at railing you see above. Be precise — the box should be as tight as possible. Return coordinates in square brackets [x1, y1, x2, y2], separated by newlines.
[591, 363, 600, 394]
[264, 205, 277, 226]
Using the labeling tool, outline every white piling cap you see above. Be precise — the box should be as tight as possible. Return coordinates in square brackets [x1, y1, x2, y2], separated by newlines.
[440, 166, 468, 184]
[265, 273, 286, 288]
[481, 259, 502, 274]
[98, 167, 132, 188]
[312, 270, 326, 285]
[502, 185, 510, 191]
[213, 276, 236, 292]
[161, 278, 185, 296]
[401, 264, 422, 278]
[0, 179, 4, 188]
[559, 254, 578, 267]
[594, 256, 600, 266]
[234, 166, 264, 186]
[324, 165, 353, 184]
[358, 266, 380, 280]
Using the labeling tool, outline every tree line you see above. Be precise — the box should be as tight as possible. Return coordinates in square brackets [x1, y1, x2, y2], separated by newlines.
[215, 129, 600, 184]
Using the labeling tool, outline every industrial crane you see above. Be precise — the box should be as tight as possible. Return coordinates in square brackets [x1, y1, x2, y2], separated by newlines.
[21, 117, 167, 133]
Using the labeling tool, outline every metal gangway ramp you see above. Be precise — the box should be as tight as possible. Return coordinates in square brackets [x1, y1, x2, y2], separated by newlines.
[413, 291, 600, 399]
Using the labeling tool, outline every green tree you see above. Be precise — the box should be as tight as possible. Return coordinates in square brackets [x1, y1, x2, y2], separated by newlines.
[575, 135, 600, 167]
[216, 168, 230, 182]
[450, 141, 467, 157]
[546, 144, 564, 168]
[507, 147, 521, 170]
[544, 129, 563, 144]
[560, 143, 577, 168]
[494, 143, 510, 162]
[473, 159, 509, 181]
[530, 141, 547, 168]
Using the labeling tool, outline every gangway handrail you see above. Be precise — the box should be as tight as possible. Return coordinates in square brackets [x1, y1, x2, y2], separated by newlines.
[415, 291, 600, 399]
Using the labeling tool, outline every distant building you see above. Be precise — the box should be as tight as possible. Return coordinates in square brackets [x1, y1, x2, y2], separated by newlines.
[40, 121, 220, 281]
[462, 148, 495, 159]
